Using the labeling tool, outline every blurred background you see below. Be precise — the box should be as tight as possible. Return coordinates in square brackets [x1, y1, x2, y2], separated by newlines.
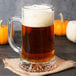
[0, 0, 76, 25]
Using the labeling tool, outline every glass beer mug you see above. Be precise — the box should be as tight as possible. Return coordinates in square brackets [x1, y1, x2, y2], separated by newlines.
[8, 5, 56, 72]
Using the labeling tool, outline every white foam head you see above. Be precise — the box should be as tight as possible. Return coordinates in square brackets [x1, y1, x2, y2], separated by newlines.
[22, 5, 54, 27]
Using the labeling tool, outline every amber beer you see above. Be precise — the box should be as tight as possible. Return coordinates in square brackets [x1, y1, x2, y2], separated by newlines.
[21, 5, 55, 63]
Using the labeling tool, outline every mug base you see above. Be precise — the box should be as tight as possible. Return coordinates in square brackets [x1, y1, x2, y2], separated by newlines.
[19, 57, 56, 72]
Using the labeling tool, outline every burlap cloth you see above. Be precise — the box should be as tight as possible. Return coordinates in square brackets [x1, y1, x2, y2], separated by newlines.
[0, 55, 76, 76]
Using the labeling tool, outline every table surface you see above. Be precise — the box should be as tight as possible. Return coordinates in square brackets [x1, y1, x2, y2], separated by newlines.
[0, 33, 76, 76]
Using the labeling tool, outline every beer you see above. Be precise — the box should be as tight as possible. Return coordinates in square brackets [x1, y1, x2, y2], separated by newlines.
[22, 25, 54, 63]
[21, 5, 55, 63]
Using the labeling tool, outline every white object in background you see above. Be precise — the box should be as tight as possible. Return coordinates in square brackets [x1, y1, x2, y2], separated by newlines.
[66, 21, 76, 43]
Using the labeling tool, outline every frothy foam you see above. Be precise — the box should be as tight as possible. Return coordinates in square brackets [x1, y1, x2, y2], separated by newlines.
[22, 5, 54, 27]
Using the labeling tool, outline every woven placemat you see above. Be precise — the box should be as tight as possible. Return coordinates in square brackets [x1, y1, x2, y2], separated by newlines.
[0, 55, 76, 76]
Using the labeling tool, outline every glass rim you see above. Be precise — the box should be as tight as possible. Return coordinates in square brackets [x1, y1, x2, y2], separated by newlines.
[23, 5, 54, 11]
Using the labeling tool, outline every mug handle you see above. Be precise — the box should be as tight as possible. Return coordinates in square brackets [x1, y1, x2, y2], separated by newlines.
[8, 17, 22, 54]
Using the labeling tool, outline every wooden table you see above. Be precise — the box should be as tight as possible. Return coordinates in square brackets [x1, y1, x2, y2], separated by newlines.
[0, 33, 76, 76]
